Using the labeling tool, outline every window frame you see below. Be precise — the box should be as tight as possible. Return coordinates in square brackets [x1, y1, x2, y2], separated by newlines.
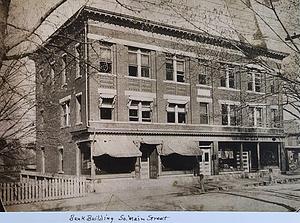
[60, 99, 70, 127]
[99, 44, 113, 74]
[167, 103, 187, 124]
[221, 103, 241, 126]
[128, 100, 152, 123]
[165, 55, 185, 83]
[249, 106, 265, 127]
[58, 146, 64, 174]
[220, 66, 236, 89]
[248, 71, 264, 93]
[199, 102, 209, 124]
[75, 43, 82, 79]
[128, 48, 150, 78]
[61, 54, 67, 86]
[99, 96, 115, 121]
[75, 93, 82, 124]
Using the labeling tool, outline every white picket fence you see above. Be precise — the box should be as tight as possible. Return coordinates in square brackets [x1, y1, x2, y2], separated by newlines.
[0, 177, 87, 205]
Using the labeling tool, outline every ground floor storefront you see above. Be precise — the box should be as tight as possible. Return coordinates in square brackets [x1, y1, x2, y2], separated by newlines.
[74, 133, 286, 179]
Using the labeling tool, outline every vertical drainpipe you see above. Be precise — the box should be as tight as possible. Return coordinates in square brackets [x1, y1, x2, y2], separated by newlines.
[84, 20, 89, 128]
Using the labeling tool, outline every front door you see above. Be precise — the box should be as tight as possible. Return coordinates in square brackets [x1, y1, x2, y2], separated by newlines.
[140, 144, 158, 179]
[199, 148, 211, 175]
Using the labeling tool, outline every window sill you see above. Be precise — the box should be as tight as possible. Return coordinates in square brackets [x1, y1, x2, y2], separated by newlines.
[99, 119, 114, 122]
[97, 72, 116, 77]
[163, 80, 190, 85]
[60, 125, 71, 129]
[58, 171, 64, 174]
[126, 76, 155, 81]
[75, 122, 83, 126]
[196, 84, 212, 88]
[218, 87, 240, 92]
[246, 90, 265, 95]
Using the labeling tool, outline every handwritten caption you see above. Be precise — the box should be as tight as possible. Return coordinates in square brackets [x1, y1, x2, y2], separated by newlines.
[69, 214, 170, 223]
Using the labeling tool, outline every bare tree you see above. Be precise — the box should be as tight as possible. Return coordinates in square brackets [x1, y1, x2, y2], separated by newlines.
[113, 0, 300, 120]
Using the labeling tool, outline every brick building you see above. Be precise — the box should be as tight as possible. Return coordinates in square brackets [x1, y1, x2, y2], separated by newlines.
[33, 6, 288, 180]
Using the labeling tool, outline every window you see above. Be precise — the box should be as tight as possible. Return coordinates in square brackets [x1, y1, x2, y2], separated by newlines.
[58, 147, 64, 173]
[199, 102, 209, 124]
[61, 54, 67, 86]
[270, 76, 277, 93]
[61, 100, 70, 127]
[221, 104, 228, 125]
[99, 97, 115, 120]
[128, 100, 152, 122]
[75, 94, 82, 124]
[41, 147, 45, 174]
[167, 103, 186, 124]
[221, 104, 240, 126]
[75, 44, 82, 78]
[99, 45, 112, 73]
[271, 108, 279, 127]
[248, 72, 263, 93]
[249, 106, 264, 127]
[199, 65, 210, 85]
[40, 109, 44, 128]
[128, 48, 150, 78]
[220, 66, 236, 89]
[166, 56, 185, 82]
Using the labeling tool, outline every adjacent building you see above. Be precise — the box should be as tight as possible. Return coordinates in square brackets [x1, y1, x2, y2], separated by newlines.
[33, 6, 288, 180]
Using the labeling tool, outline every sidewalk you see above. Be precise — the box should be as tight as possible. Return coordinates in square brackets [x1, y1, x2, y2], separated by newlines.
[5, 173, 300, 212]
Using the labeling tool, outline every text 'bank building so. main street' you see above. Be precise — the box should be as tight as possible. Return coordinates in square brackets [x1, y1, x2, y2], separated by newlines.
[33, 6, 288, 181]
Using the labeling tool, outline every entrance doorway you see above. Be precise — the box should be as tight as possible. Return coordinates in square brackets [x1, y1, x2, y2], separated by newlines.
[140, 144, 159, 179]
[199, 148, 211, 175]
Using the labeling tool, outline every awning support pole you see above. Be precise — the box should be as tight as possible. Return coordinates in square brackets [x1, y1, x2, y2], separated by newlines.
[257, 142, 261, 170]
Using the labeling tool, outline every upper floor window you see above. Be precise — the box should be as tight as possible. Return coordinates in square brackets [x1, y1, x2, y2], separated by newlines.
[220, 66, 236, 89]
[99, 96, 115, 120]
[128, 100, 152, 122]
[60, 99, 70, 127]
[248, 72, 263, 93]
[167, 103, 186, 124]
[271, 108, 280, 127]
[221, 104, 240, 126]
[75, 93, 82, 124]
[50, 62, 55, 85]
[199, 65, 210, 85]
[61, 54, 67, 86]
[249, 106, 264, 127]
[128, 48, 150, 78]
[99, 44, 112, 73]
[75, 44, 82, 78]
[199, 102, 209, 124]
[166, 56, 185, 82]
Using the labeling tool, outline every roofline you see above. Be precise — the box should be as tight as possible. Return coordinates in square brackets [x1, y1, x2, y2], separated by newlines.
[38, 6, 289, 60]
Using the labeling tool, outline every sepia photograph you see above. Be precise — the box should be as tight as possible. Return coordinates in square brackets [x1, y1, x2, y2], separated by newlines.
[1, 0, 300, 215]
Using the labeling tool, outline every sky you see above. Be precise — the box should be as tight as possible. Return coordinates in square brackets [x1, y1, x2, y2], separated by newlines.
[6, 0, 300, 56]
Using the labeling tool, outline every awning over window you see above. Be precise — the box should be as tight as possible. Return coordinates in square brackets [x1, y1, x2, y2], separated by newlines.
[161, 138, 203, 156]
[92, 135, 142, 157]
[100, 93, 115, 99]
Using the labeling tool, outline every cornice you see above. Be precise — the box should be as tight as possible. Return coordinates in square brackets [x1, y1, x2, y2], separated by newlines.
[80, 127, 285, 139]
[82, 6, 288, 60]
